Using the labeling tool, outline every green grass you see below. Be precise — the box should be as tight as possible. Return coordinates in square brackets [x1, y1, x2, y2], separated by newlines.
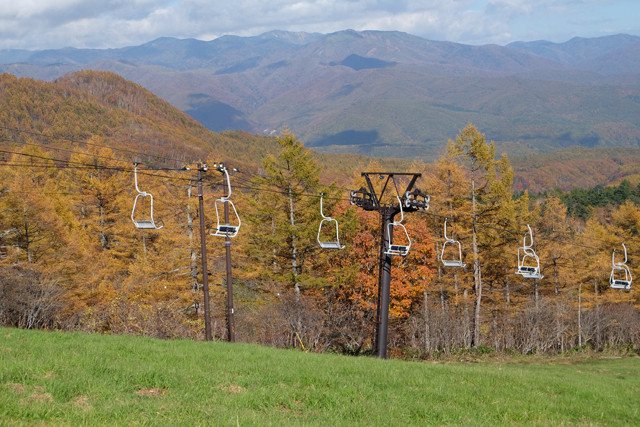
[1, 327, 639, 425]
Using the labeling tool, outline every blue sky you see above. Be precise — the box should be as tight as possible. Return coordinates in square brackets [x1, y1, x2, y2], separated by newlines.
[0, 0, 638, 50]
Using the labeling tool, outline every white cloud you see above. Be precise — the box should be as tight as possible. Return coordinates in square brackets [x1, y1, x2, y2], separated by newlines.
[0, 0, 636, 50]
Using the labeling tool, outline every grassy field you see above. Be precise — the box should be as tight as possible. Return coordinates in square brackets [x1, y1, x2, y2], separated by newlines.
[1, 327, 639, 425]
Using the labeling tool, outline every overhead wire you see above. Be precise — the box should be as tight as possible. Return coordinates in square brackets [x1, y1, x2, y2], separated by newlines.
[0, 148, 196, 182]
[0, 144, 631, 264]
[0, 137, 134, 167]
[0, 125, 189, 166]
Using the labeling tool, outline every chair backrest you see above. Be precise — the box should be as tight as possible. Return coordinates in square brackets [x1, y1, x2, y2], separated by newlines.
[317, 193, 345, 250]
[441, 219, 464, 267]
[131, 163, 163, 230]
[210, 166, 241, 238]
[610, 244, 632, 289]
[516, 225, 542, 279]
[385, 196, 411, 256]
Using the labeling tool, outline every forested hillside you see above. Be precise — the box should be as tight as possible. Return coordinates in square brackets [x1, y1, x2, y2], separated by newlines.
[1, 71, 639, 357]
[3, 31, 640, 160]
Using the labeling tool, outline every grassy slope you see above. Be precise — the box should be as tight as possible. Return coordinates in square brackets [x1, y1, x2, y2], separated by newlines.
[1, 328, 639, 425]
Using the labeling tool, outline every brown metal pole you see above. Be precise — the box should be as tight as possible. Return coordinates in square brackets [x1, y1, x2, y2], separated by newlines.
[197, 165, 212, 341]
[354, 172, 426, 359]
[222, 164, 235, 342]
[376, 208, 394, 359]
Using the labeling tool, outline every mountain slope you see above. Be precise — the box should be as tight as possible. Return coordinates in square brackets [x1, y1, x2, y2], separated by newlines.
[0, 71, 411, 183]
[1, 31, 640, 161]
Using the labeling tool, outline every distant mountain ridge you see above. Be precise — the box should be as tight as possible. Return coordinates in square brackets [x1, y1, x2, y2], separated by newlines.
[1, 30, 640, 160]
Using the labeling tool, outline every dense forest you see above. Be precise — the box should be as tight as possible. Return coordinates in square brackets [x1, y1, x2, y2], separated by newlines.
[1, 71, 639, 357]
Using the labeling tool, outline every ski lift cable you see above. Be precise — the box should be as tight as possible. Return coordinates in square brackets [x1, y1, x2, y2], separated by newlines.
[0, 148, 633, 258]
[0, 161, 198, 183]
[0, 156, 630, 255]
[0, 125, 188, 166]
[0, 137, 137, 168]
[2, 127, 633, 243]
[0, 149, 194, 182]
[426, 208, 610, 252]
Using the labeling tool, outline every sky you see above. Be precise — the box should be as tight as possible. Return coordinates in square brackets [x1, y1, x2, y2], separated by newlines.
[0, 0, 639, 51]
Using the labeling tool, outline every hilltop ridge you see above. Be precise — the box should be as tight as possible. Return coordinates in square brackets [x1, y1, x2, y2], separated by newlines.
[1, 30, 639, 160]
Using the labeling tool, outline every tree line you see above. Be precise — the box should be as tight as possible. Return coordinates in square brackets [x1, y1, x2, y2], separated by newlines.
[1, 124, 639, 357]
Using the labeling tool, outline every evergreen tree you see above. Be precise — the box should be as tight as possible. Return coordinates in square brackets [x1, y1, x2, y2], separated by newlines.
[244, 130, 324, 342]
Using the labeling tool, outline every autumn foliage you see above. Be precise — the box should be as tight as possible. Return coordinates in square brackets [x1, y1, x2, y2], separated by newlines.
[1, 72, 639, 357]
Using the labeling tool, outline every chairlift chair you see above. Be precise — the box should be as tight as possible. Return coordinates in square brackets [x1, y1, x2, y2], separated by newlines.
[610, 244, 632, 290]
[317, 193, 345, 249]
[131, 163, 164, 230]
[210, 166, 241, 238]
[441, 219, 465, 268]
[515, 224, 543, 279]
[385, 196, 411, 257]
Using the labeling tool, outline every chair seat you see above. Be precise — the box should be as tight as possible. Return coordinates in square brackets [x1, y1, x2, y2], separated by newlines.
[134, 220, 157, 229]
[319, 241, 343, 249]
[217, 225, 238, 233]
[442, 260, 464, 268]
[387, 245, 410, 256]
[611, 280, 631, 289]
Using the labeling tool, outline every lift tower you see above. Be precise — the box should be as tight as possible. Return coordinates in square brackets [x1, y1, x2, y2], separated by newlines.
[350, 172, 429, 358]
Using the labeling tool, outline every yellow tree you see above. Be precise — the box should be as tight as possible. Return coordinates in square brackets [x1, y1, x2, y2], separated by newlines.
[244, 130, 331, 346]
[447, 123, 515, 347]
[0, 146, 76, 328]
[423, 156, 474, 349]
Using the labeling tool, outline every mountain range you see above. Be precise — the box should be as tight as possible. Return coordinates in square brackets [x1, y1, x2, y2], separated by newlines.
[1, 30, 640, 161]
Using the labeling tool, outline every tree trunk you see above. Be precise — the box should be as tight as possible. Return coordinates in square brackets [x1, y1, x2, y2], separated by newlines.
[463, 288, 470, 347]
[423, 289, 430, 352]
[553, 248, 559, 294]
[471, 180, 482, 347]
[578, 283, 583, 347]
[287, 183, 302, 338]
[99, 203, 108, 250]
[187, 186, 198, 286]
[23, 207, 32, 263]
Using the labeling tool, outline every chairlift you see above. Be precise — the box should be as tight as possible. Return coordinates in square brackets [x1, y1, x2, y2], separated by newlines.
[131, 163, 164, 230]
[515, 224, 543, 279]
[441, 219, 465, 268]
[385, 196, 411, 256]
[610, 243, 632, 290]
[317, 193, 345, 249]
[210, 166, 241, 238]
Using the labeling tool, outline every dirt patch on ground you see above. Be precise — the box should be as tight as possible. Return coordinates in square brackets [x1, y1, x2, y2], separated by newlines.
[218, 384, 246, 393]
[20, 386, 53, 404]
[228, 384, 246, 393]
[136, 388, 167, 397]
[72, 395, 93, 412]
[7, 383, 25, 395]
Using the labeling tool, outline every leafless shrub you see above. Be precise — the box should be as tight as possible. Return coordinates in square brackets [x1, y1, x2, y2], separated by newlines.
[0, 265, 67, 329]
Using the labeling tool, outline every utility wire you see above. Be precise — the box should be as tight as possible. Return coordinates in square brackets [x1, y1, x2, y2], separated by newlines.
[0, 125, 189, 166]
[0, 151, 630, 257]
[0, 137, 135, 168]
[0, 149, 195, 182]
